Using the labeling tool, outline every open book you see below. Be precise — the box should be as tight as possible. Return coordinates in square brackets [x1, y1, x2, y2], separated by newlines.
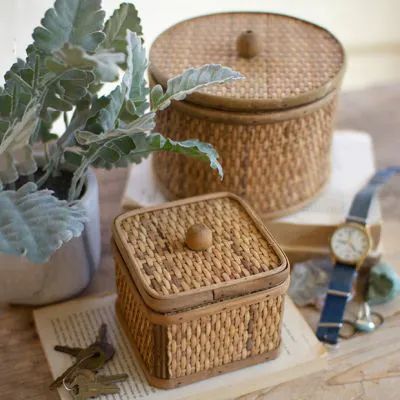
[34, 293, 327, 400]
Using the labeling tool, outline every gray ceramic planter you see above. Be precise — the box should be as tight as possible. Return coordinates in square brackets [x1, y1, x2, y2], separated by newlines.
[0, 169, 101, 305]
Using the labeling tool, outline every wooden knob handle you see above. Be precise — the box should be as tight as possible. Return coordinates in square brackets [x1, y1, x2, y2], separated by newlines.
[185, 224, 212, 251]
[236, 30, 260, 59]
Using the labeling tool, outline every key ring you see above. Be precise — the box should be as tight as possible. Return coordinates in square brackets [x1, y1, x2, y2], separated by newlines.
[339, 311, 384, 339]
[62, 351, 101, 391]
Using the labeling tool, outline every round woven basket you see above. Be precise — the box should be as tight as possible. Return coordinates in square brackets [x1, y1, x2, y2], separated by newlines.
[149, 12, 346, 219]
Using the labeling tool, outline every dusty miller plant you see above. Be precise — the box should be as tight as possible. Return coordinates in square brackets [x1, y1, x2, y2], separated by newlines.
[0, 0, 242, 263]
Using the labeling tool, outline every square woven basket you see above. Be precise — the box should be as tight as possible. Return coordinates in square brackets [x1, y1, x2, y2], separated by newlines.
[112, 192, 290, 388]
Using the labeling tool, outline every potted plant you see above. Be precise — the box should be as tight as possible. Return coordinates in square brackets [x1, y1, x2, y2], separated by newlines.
[0, 0, 242, 305]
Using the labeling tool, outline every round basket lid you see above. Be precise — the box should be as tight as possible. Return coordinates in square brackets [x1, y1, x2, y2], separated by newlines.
[149, 12, 345, 111]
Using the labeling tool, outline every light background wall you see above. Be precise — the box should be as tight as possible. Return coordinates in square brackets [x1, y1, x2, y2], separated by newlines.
[1, 0, 400, 91]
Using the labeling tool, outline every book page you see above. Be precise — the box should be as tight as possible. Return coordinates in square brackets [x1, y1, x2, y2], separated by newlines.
[34, 293, 326, 400]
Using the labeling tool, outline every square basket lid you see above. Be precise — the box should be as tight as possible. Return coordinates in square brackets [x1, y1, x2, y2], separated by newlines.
[149, 12, 345, 112]
[113, 193, 289, 313]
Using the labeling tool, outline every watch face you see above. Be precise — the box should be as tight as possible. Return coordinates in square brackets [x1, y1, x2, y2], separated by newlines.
[330, 224, 371, 264]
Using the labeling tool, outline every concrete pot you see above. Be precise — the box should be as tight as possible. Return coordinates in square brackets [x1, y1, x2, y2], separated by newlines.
[0, 169, 101, 305]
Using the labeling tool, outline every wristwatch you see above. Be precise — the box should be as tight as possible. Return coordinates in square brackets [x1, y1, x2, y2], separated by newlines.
[316, 166, 400, 344]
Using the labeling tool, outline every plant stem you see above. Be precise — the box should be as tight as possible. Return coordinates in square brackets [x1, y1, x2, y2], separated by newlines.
[8, 71, 33, 94]
[36, 162, 53, 188]
[32, 55, 40, 94]
[44, 143, 50, 164]
[76, 175, 86, 199]
[68, 161, 90, 201]
[10, 86, 18, 120]
[63, 112, 69, 129]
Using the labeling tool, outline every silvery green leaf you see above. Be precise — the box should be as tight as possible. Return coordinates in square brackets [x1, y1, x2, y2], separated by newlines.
[32, 0, 106, 54]
[0, 121, 9, 143]
[35, 116, 59, 143]
[102, 3, 143, 54]
[14, 146, 38, 176]
[47, 44, 125, 82]
[90, 31, 148, 128]
[83, 85, 125, 135]
[93, 51, 125, 81]
[71, 117, 222, 178]
[42, 70, 95, 113]
[0, 182, 87, 264]
[0, 94, 12, 119]
[94, 133, 223, 176]
[75, 130, 102, 146]
[0, 103, 40, 154]
[0, 152, 18, 186]
[120, 30, 149, 121]
[64, 150, 83, 168]
[76, 112, 155, 146]
[150, 64, 243, 111]
[96, 86, 125, 131]
[69, 113, 156, 172]
[3, 59, 34, 120]
[0, 145, 38, 185]
[143, 133, 223, 178]
[149, 84, 163, 109]
[4, 59, 33, 96]
[0, 103, 39, 185]
[83, 96, 111, 134]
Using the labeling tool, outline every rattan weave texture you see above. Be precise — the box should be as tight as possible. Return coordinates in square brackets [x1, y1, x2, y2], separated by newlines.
[118, 196, 281, 296]
[150, 12, 344, 218]
[113, 193, 289, 387]
[149, 12, 345, 110]
[115, 247, 286, 385]
[166, 296, 284, 378]
[153, 93, 337, 219]
[115, 264, 154, 372]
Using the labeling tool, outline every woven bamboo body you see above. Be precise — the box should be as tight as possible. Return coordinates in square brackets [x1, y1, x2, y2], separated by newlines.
[153, 92, 338, 219]
[112, 193, 290, 388]
[115, 247, 288, 388]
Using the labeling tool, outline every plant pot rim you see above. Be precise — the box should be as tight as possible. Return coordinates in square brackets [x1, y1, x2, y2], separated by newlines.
[79, 168, 97, 207]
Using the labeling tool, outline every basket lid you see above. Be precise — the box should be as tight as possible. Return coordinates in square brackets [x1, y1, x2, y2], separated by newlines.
[149, 12, 345, 112]
[113, 193, 289, 313]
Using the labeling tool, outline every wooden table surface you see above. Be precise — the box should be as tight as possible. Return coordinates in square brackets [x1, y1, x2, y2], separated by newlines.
[1, 84, 400, 400]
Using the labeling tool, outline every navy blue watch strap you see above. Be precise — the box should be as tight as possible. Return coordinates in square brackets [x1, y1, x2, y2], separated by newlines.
[316, 263, 356, 344]
[348, 166, 400, 223]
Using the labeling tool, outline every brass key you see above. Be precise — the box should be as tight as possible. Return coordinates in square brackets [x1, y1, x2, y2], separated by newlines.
[70, 369, 128, 386]
[69, 370, 126, 400]
[54, 346, 82, 357]
[96, 372, 128, 385]
[72, 383, 120, 400]
[94, 323, 115, 361]
[49, 346, 106, 390]
[54, 323, 115, 362]
[68, 369, 128, 386]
